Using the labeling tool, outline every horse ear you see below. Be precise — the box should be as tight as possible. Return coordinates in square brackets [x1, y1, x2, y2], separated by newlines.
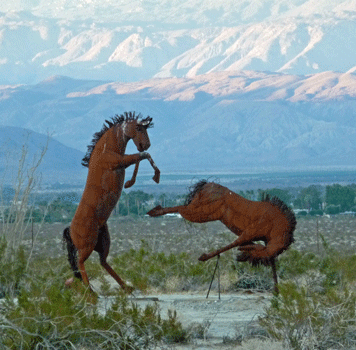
[140, 116, 152, 127]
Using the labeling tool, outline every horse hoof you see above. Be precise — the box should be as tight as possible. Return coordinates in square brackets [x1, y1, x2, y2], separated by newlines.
[152, 171, 160, 184]
[198, 253, 209, 261]
[124, 180, 134, 188]
[65, 277, 74, 287]
[147, 205, 163, 217]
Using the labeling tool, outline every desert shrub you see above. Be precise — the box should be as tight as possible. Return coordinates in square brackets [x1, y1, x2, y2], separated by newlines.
[0, 238, 26, 297]
[260, 282, 356, 349]
[161, 309, 189, 343]
[111, 240, 234, 292]
[0, 256, 189, 349]
[233, 259, 274, 291]
[318, 253, 356, 289]
[112, 240, 299, 293]
[260, 246, 356, 349]
[277, 248, 356, 291]
[234, 249, 323, 292]
[278, 250, 320, 277]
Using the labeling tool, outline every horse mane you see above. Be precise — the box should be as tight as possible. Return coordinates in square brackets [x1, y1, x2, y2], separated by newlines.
[81, 111, 153, 167]
[262, 193, 296, 250]
[185, 179, 209, 205]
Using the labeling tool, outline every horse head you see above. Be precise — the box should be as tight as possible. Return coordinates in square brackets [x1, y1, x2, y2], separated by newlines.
[122, 115, 153, 152]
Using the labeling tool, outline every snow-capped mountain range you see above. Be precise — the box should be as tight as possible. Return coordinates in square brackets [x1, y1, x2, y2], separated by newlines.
[1, 0, 356, 84]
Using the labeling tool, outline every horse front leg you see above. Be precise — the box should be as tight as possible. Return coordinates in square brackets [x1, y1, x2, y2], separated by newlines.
[146, 154, 160, 183]
[124, 161, 140, 188]
[147, 204, 185, 217]
[123, 153, 159, 188]
[124, 154, 160, 189]
[102, 151, 147, 170]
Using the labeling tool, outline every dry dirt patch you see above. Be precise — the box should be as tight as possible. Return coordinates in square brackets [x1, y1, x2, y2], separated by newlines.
[97, 289, 280, 349]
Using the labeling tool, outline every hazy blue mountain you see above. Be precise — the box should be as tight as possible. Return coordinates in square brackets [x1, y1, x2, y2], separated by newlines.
[0, 72, 356, 175]
[0, 126, 86, 185]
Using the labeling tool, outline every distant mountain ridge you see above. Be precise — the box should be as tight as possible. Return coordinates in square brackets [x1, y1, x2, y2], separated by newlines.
[0, 72, 356, 174]
[1, 1, 356, 84]
[0, 126, 86, 185]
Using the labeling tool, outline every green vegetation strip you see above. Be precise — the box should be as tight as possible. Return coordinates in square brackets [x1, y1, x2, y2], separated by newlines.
[3, 237, 356, 348]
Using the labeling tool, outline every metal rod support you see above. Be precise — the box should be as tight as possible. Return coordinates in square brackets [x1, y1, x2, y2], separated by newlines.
[206, 254, 220, 299]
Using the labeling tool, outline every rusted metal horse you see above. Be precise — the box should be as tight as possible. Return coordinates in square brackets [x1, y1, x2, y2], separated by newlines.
[63, 112, 160, 293]
[148, 180, 296, 293]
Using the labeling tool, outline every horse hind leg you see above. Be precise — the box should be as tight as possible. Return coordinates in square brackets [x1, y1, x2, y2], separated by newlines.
[238, 243, 279, 294]
[63, 226, 95, 287]
[198, 230, 256, 262]
[95, 224, 134, 294]
[77, 245, 95, 287]
[66, 245, 99, 304]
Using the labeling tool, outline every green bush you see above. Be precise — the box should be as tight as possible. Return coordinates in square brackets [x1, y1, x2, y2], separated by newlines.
[325, 204, 341, 215]
[111, 240, 231, 292]
[278, 250, 320, 277]
[260, 247, 356, 349]
[0, 238, 26, 297]
[261, 282, 356, 349]
[1, 256, 190, 349]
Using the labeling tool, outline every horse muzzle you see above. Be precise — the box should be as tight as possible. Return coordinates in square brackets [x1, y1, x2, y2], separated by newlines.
[138, 143, 150, 152]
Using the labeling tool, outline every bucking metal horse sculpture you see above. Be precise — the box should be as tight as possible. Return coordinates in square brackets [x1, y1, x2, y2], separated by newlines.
[148, 180, 296, 293]
[63, 112, 160, 293]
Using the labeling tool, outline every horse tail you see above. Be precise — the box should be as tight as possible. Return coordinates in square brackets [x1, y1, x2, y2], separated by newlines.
[238, 196, 297, 267]
[63, 227, 82, 280]
[266, 195, 297, 251]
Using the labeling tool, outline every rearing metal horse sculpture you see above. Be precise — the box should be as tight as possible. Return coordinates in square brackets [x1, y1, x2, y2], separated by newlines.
[148, 180, 296, 293]
[63, 112, 160, 293]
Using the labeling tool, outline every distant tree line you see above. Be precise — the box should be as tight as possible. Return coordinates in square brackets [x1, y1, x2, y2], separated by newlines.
[238, 183, 356, 215]
[2, 182, 356, 223]
[1, 189, 186, 223]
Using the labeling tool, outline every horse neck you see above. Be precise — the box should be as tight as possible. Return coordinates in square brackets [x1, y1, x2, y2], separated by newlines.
[102, 124, 128, 155]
